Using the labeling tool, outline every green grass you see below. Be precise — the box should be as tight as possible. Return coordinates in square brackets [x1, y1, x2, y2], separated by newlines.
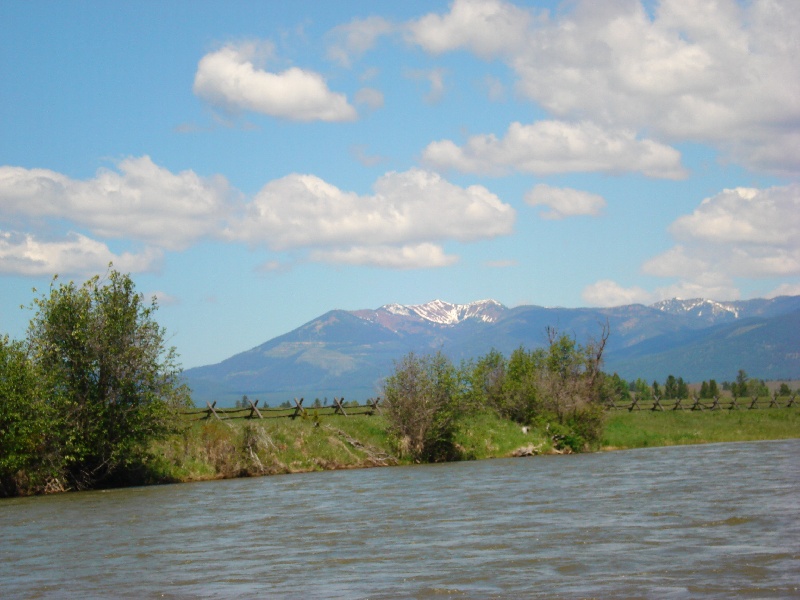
[602, 407, 800, 449]
[146, 406, 800, 485]
[454, 411, 552, 459]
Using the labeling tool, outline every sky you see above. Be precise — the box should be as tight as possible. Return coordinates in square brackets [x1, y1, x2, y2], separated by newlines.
[1, 0, 799, 369]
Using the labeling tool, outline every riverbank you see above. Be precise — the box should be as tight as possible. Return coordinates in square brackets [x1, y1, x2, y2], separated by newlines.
[146, 407, 800, 485]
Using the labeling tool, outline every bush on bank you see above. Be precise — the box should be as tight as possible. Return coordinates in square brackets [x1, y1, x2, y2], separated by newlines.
[382, 324, 622, 460]
[0, 270, 190, 497]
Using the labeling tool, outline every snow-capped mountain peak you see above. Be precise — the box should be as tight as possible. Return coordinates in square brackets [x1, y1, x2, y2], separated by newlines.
[651, 298, 740, 319]
[382, 299, 506, 325]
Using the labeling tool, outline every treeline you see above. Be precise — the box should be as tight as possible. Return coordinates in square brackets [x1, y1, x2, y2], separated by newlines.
[627, 369, 797, 402]
[382, 325, 626, 461]
[0, 270, 190, 497]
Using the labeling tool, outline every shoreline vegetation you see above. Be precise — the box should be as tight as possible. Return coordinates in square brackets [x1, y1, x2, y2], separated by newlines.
[2, 269, 799, 497]
[143, 406, 800, 487]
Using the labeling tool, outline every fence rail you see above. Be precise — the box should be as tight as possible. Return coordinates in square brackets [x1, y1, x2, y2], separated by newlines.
[609, 392, 798, 411]
[182, 397, 382, 421]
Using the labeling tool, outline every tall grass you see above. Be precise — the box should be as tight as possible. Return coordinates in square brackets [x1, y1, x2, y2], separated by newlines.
[602, 407, 800, 449]
[144, 406, 800, 484]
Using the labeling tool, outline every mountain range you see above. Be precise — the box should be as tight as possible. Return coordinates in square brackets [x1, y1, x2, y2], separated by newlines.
[184, 296, 800, 406]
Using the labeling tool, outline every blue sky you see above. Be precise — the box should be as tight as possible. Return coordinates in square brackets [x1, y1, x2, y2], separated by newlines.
[1, 0, 798, 368]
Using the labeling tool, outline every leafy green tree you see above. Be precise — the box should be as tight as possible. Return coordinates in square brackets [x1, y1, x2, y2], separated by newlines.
[664, 375, 678, 399]
[708, 379, 720, 398]
[382, 351, 460, 462]
[0, 337, 60, 496]
[632, 378, 653, 401]
[699, 381, 710, 399]
[26, 270, 190, 490]
[462, 349, 506, 412]
[652, 380, 661, 398]
[537, 326, 608, 449]
[676, 377, 689, 399]
[734, 369, 749, 397]
[779, 383, 792, 397]
[497, 346, 543, 423]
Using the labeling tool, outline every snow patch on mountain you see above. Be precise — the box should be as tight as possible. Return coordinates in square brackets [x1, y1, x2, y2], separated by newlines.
[381, 299, 506, 325]
[651, 298, 740, 319]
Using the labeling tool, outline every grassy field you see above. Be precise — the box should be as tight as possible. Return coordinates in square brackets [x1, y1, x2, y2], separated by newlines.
[602, 407, 800, 449]
[148, 405, 800, 484]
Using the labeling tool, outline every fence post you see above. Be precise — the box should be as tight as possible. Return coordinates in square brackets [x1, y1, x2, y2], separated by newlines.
[710, 396, 721, 410]
[651, 395, 664, 411]
[769, 391, 780, 408]
[672, 396, 683, 411]
[369, 397, 382, 415]
[728, 395, 738, 410]
[628, 395, 640, 411]
[333, 397, 348, 417]
[248, 398, 263, 419]
[788, 394, 797, 408]
[206, 400, 221, 420]
[749, 396, 759, 410]
[691, 394, 704, 411]
[291, 397, 305, 420]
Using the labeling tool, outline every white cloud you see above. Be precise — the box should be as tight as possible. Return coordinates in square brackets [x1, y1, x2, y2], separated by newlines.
[227, 168, 515, 251]
[422, 120, 686, 178]
[326, 16, 395, 67]
[0, 157, 511, 275]
[583, 183, 800, 305]
[408, 0, 800, 175]
[0, 156, 232, 251]
[525, 184, 606, 219]
[309, 243, 458, 270]
[0, 231, 161, 277]
[405, 68, 447, 104]
[582, 280, 654, 307]
[766, 282, 800, 298]
[354, 87, 384, 110]
[194, 43, 357, 122]
[407, 0, 532, 58]
[648, 185, 800, 279]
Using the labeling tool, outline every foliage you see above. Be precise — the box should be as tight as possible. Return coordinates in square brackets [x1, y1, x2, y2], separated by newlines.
[0, 269, 190, 496]
[382, 351, 461, 462]
[0, 337, 60, 495]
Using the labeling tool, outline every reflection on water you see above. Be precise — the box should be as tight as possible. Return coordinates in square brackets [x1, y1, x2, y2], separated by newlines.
[1, 439, 798, 598]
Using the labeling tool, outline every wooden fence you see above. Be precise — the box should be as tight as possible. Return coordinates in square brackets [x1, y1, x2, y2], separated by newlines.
[183, 397, 382, 421]
[610, 392, 798, 412]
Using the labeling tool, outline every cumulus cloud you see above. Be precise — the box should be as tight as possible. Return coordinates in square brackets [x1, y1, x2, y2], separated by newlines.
[0, 156, 233, 251]
[422, 120, 686, 178]
[408, 0, 800, 175]
[227, 168, 515, 251]
[583, 183, 800, 305]
[525, 184, 606, 219]
[0, 231, 162, 277]
[194, 43, 357, 122]
[581, 280, 654, 307]
[407, 0, 532, 58]
[326, 16, 395, 67]
[0, 157, 511, 275]
[310, 243, 458, 270]
[647, 185, 800, 279]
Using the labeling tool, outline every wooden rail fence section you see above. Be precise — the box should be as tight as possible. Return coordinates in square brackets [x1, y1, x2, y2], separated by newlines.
[183, 397, 382, 421]
[185, 393, 798, 420]
[610, 392, 797, 412]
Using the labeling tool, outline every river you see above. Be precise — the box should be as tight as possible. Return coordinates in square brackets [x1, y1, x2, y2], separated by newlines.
[1, 439, 798, 599]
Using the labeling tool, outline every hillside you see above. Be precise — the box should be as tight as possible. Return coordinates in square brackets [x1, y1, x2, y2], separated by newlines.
[184, 297, 800, 405]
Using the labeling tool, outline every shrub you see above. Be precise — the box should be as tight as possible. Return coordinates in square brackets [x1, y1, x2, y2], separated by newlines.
[382, 351, 461, 462]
